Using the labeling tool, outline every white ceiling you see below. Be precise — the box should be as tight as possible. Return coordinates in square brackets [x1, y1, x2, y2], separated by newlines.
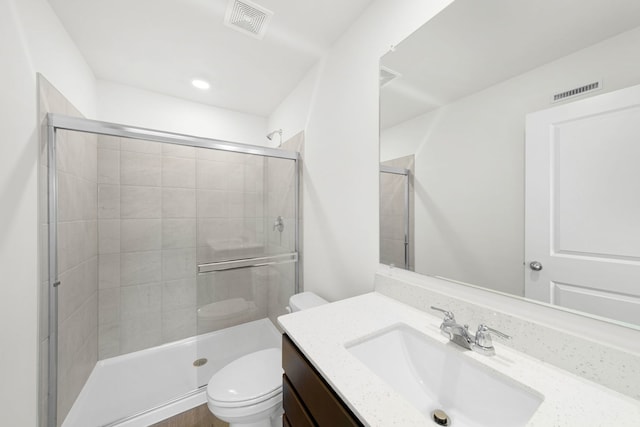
[380, 0, 640, 129]
[48, 0, 373, 116]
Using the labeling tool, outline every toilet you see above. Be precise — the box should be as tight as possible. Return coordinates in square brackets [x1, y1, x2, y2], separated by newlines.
[206, 292, 328, 427]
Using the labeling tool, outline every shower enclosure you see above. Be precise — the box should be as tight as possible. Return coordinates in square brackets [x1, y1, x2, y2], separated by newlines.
[45, 114, 300, 427]
[379, 165, 410, 270]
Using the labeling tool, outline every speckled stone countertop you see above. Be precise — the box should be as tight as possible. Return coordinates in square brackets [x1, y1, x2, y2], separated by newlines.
[278, 292, 640, 427]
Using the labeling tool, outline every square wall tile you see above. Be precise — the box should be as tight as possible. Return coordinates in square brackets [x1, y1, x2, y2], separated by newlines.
[162, 188, 196, 218]
[120, 251, 161, 286]
[196, 190, 227, 218]
[120, 219, 161, 252]
[121, 151, 161, 187]
[196, 160, 228, 190]
[227, 165, 245, 192]
[120, 312, 162, 354]
[162, 248, 196, 281]
[98, 288, 120, 325]
[162, 308, 196, 343]
[162, 156, 196, 188]
[163, 143, 196, 158]
[120, 186, 161, 218]
[59, 220, 98, 272]
[98, 323, 120, 360]
[98, 220, 120, 254]
[99, 253, 120, 289]
[227, 191, 244, 218]
[58, 257, 98, 322]
[98, 184, 120, 219]
[98, 135, 120, 151]
[98, 148, 120, 184]
[162, 219, 196, 249]
[197, 219, 229, 247]
[162, 278, 196, 311]
[120, 138, 162, 154]
[121, 283, 162, 319]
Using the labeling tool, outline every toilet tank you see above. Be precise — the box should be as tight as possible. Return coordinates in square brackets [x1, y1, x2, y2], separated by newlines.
[289, 292, 328, 312]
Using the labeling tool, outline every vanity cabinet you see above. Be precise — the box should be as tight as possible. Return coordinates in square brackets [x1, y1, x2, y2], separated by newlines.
[282, 334, 362, 427]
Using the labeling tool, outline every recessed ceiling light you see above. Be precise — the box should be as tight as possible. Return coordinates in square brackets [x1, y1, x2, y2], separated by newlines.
[192, 79, 210, 90]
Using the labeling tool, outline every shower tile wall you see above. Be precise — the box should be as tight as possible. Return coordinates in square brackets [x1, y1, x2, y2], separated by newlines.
[380, 155, 415, 271]
[195, 149, 268, 334]
[56, 129, 98, 422]
[98, 143, 270, 356]
[38, 75, 99, 427]
[98, 139, 198, 357]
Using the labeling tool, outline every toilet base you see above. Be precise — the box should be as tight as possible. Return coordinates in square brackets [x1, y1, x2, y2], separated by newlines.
[225, 410, 282, 427]
[207, 400, 282, 427]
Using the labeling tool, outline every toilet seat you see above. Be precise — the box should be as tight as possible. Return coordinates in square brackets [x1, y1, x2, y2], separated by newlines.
[207, 348, 283, 409]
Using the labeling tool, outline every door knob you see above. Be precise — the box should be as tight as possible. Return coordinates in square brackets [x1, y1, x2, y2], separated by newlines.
[529, 261, 543, 271]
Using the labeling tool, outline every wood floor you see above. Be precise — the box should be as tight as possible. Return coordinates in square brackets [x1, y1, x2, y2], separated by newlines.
[150, 404, 229, 427]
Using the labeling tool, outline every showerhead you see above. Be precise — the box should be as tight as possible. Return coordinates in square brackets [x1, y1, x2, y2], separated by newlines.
[266, 129, 282, 141]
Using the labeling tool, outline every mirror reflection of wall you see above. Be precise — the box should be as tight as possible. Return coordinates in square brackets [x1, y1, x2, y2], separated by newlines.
[379, 0, 640, 327]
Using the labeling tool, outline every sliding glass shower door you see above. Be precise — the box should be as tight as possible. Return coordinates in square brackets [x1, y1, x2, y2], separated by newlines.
[46, 114, 300, 427]
[194, 151, 298, 386]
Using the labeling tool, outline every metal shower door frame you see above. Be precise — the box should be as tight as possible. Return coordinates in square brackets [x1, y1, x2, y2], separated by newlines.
[46, 113, 301, 427]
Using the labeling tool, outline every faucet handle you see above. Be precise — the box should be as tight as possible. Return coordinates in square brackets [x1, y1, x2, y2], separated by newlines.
[477, 324, 511, 340]
[474, 324, 511, 355]
[430, 306, 455, 322]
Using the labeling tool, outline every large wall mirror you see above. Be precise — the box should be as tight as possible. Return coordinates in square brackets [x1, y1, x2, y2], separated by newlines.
[379, 0, 640, 329]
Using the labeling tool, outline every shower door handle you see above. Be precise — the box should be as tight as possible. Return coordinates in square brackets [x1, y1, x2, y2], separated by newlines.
[197, 252, 298, 273]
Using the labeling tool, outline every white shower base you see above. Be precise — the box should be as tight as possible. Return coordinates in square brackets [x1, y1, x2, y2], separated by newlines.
[62, 318, 281, 427]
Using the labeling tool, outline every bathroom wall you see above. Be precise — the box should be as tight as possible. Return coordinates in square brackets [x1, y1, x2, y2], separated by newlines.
[267, 66, 320, 144]
[97, 80, 269, 146]
[267, 0, 453, 302]
[1, 0, 97, 425]
[379, 25, 640, 296]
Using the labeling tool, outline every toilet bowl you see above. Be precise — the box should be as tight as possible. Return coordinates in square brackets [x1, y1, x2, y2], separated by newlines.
[207, 348, 283, 427]
[206, 292, 328, 427]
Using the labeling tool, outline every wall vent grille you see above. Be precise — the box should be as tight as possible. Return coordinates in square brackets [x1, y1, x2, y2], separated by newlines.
[380, 66, 401, 88]
[224, 0, 273, 39]
[552, 81, 602, 103]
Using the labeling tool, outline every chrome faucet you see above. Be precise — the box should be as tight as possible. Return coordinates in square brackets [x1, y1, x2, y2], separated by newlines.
[430, 306, 511, 356]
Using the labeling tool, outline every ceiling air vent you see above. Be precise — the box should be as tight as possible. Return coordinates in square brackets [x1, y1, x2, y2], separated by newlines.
[380, 66, 401, 88]
[224, 0, 273, 40]
[551, 80, 602, 103]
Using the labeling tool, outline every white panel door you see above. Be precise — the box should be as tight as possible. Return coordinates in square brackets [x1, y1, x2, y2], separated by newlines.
[525, 84, 640, 325]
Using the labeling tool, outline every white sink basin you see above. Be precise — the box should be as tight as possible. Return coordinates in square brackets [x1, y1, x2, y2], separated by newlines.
[346, 324, 543, 427]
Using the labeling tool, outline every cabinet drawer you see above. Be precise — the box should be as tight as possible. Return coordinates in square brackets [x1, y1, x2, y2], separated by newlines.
[283, 375, 315, 427]
[282, 334, 362, 427]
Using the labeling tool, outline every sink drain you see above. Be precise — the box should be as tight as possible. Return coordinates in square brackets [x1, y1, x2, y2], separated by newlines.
[193, 358, 208, 367]
[431, 409, 450, 426]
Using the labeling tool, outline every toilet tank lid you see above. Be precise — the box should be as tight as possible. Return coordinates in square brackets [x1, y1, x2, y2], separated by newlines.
[289, 292, 328, 312]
